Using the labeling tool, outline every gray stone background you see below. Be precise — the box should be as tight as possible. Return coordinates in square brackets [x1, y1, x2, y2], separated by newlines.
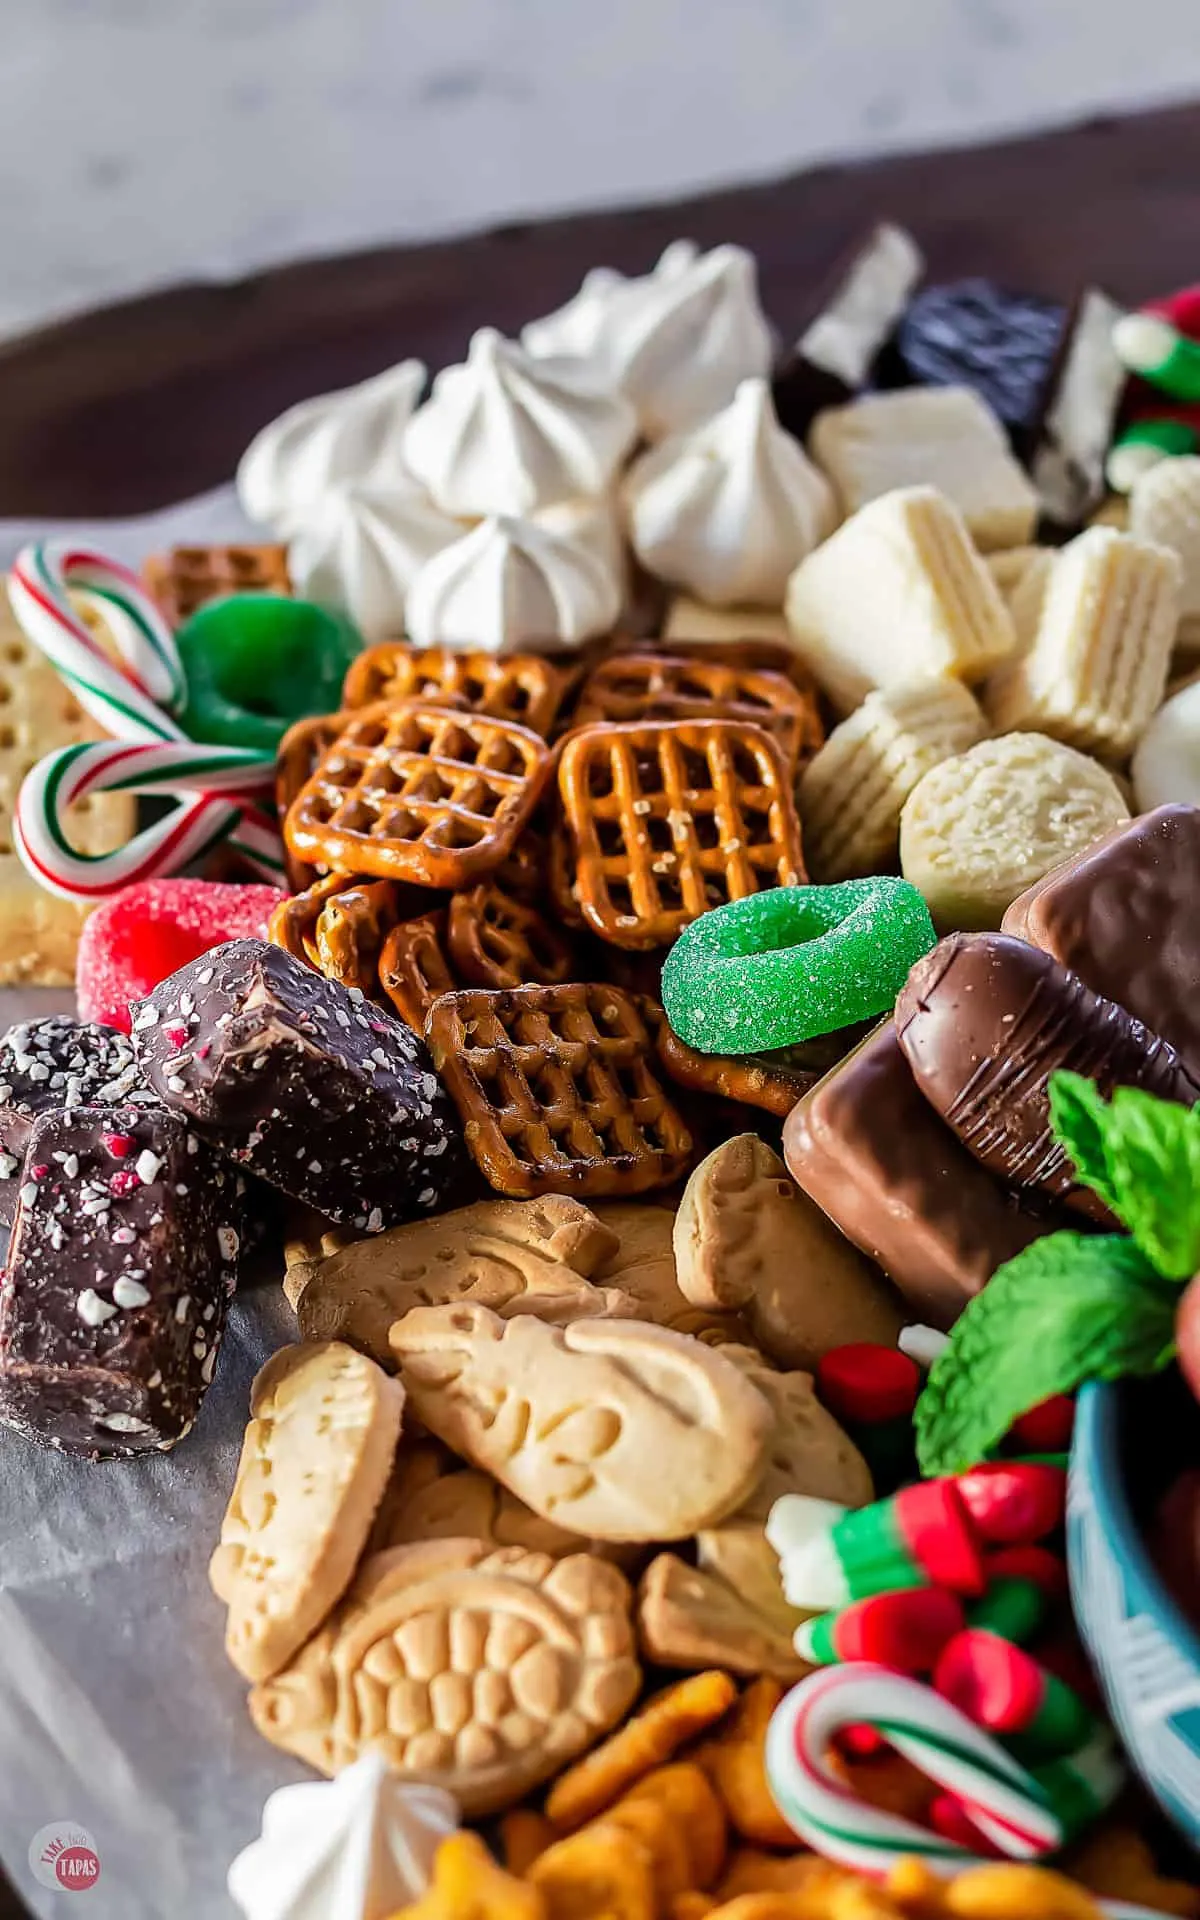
[5, 0, 1200, 340]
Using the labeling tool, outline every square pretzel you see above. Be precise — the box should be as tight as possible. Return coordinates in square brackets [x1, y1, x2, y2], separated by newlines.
[342, 642, 572, 737]
[283, 700, 554, 888]
[556, 720, 806, 950]
[379, 914, 457, 1032]
[269, 873, 417, 995]
[448, 881, 576, 990]
[142, 543, 291, 626]
[275, 710, 356, 889]
[425, 983, 693, 1197]
[575, 652, 822, 769]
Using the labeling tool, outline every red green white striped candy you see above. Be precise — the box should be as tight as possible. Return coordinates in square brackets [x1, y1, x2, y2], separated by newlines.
[1113, 310, 1200, 404]
[764, 1662, 1064, 1875]
[15, 740, 285, 900]
[9, 540, 187, 743]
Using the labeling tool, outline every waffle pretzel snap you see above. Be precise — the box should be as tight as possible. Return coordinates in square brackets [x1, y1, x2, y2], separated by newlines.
[283, 700, 554, 888]
[448, 881, 576, 990]
[574, 650, 823, 769]
[269, 872, 415, 995]
[379, 913, 458, 1032]
[426, 982, 693, 1198]
[556, 719, 806, 951]
[342, 642, 574, 736]
[143, 542, 292, 627]
[275, 709, 354, 888]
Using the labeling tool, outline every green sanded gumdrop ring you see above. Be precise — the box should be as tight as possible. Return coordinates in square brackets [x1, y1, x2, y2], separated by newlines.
[661, 879, 937, 1055]
[175, 594, 363, 752]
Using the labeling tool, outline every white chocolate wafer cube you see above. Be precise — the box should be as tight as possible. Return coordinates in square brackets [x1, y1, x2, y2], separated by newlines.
[984, 526, 1181, 757]
[1130, 456, 1200, 657]
[808, 387, 1039, 551]
[799, 677, 988, 882]
[662, 596, 792, 647]
[784, 486, 1017, 712]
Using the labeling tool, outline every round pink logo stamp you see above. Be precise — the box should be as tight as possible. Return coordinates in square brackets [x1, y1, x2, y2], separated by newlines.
[28, 1823, 101, 1893]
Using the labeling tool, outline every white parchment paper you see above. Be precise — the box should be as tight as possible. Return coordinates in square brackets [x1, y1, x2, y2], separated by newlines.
[0, 496, 309, 1919]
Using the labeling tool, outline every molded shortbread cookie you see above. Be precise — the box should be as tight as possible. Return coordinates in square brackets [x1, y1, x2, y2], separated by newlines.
[673, 1135, 903, 1368]
[899, 731, 1130, 930]
[807, 387, 1039, 551]
[210, 1341, 404, 1681]
[0, 580, 136, 983]
[1130, 455, 1200, 656]
[292, 1196, 632, 1366]
[984, 527, 1181, 756]
[784, 487, 1017, 712]
[798, 678, 988, 881]
[388, 1303, 772, 1542]
[248, 1540, 641, 1814]
[662, 597, 793, 646]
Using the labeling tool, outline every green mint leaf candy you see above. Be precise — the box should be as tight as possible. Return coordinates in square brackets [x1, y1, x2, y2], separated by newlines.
[915, 1233, 1175, 1477]
[1047, 1071, 1123, 1216]
[1100, 1087, 1200, 1280]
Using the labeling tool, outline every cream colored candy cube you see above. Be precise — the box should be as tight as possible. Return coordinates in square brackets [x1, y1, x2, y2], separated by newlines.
[808, 386, 1039, 551]
[784, 485, 1017, 712]
[662, 595, 792, 647]
[1130, 455, 1200, 657]
[984, 525, 1181, 757]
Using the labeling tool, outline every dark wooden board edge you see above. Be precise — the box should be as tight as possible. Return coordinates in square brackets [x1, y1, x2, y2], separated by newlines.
[0, 99, 1198, 515]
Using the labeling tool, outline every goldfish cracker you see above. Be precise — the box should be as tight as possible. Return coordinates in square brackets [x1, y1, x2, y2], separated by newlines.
[546, 1670, 737, 1831]
[700, 1678, 798, 1849]
[528, 1819, 657, 1920]
[500, 1810, 556, 1878]
[391, 1831, 543, 1920]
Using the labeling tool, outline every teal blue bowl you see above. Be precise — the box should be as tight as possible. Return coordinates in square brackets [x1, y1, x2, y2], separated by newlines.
[1068, 1378, 1200, 1846]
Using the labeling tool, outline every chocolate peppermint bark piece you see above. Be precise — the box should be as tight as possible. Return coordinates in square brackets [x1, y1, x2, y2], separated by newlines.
[131, 939, 465, 1231]
[0, 1104, 240, 1457]
[782, 1023, 1047, 1328]
[772, 223, 924, 438]
[0, 1016, 158, 1225]
[1002, 804, 1200, 1082]
[895, 931, 1200, 1221]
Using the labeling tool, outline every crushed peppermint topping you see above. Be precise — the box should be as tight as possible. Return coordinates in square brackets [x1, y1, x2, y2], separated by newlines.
[135, 1150, 162, 1186]
[112, 1276, 151, 1309]
[77, 1288, 117, 1327]
[18, 1182, 39, 1209]
[0, 1154, 16, 1179]
[217, 1226, 239, 1261]
[103, 1132, 135, 1158]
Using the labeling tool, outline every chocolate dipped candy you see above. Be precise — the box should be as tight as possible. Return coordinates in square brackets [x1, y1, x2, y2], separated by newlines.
[1003, 804, 1200, 1082]
[131, 940, 465, 1232]
[883, 277, 1070, 453]
[895, 931, 1200, 1221]
[0, 1105, 240, 1456]
[772, 223, 923, 438]
[782, 1024, 1046, 1328]
[0, 1015, 158, 1224]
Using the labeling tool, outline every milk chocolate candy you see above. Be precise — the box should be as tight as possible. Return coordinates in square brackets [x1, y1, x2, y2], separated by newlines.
[772, 223, 924, 438]
[0, 1015, 160, 1225]
[895, 931, 1200, 1220]
[0, 1104, 240, 1457]
[1003, 805, 1200, 1082]
[782, 1023, 1045, 1328]
[131, 939, 465, 1232]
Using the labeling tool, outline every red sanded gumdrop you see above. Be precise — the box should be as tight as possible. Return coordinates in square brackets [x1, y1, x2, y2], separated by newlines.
[76, 879, 286, 1031]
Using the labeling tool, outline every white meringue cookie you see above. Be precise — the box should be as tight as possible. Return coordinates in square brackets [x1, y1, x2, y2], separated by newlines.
[623, 377, 837, 606]
[401, 328, 637, 519]
[227, 1754, 457, 1920]
[287, 479, 461, 640]
[237, 360, 426, 537]
[405, 513, 621, 652]
[535, 494, 627, 590]
[524, 241, 773, 441]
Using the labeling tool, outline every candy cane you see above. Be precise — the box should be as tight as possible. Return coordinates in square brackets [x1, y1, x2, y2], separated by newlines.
[15, 741, 286, 898]
[765, 1664, 1065, 1876]
[9, 540, 187, 741]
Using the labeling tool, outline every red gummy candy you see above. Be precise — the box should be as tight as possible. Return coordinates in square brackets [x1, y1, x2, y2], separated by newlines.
[954, 1462, 1066, 1546]
[816, 1344, 921, 1425]
[1008, 1395, 1075, 1453]
[76, 879, 286, 1032]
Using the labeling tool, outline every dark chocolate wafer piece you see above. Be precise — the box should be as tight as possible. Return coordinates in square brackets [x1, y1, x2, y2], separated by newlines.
[0, 1016, 159, 1224]
[131, 939, 466, 1232]
[1002, 804, 1200, 1082]
[0, 1104, 240, 1457]
[783, 1023, 1046, 1327]
[895, 931, 1200, 1221]
[881, 278, 1069, 452]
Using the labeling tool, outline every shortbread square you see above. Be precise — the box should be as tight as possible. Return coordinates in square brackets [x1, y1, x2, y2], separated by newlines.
[799, 677, 988, 881]
[808, 387, 1040, 551]
[1130, 455, 1200, 657]
[984, 526, 1181, 756]
[784, 485, 1017, 712]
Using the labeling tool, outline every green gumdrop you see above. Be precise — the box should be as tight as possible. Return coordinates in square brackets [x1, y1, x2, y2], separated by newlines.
[175, 594, 363, 752]
[660, 878, 937, 1055]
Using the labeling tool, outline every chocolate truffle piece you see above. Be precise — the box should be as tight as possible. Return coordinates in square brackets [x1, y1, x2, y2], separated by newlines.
[882, 278, 1068, 452]
[0, 1104, 240, 1457]
[782, 1023, 1046, 1328]
[0, 1015, 159, 1224]
[895, 931, 1200, 1221]
[131, 939, 466, 1231]
[1003, 804, 1200, 1082]
[772, 223, 923, 438]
